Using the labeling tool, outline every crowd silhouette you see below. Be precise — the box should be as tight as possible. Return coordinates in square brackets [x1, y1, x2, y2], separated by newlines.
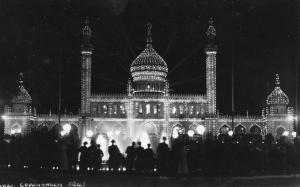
[1, 128, 300, 177]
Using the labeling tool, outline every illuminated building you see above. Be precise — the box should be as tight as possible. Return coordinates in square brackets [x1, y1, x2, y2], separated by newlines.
[2, 19, 296, 156]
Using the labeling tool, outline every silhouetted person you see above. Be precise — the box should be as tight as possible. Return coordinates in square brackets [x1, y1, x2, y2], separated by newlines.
[157, 137, 170, 173]
[144, 143, 155, 172]
[108, 139, 121, 171]
[88, 140, 97, 170]
[125, 141, 136, 171]
[94, 144, 104, 170]
[135, 141, 145, 171]
[79, 141, 88, 171]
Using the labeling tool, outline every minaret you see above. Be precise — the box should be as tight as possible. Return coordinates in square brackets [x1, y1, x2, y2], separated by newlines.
[80, 17, 93, 116]
[205, 18, 217, 116]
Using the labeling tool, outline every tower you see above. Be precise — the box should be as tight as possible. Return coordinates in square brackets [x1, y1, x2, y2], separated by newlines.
[205, 18, 217, 116]
[80, 17, 93, 116]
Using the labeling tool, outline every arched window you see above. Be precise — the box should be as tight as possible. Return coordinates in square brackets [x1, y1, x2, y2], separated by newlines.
[189, 105, 194, 115]
[138, 104, 143, 114]
[250, 125, 262, 135]
[153, 105, 158, 114]
[219, 125, 230, 135]
[103, 105, 107, 114]
[234, 125, 246, 135]
[276, 127, 285, 136]
[179, 105, 184, 114]
[172, 106, 177, 115]
[120, 105, 125, 114]
[113, 105, 117, 114]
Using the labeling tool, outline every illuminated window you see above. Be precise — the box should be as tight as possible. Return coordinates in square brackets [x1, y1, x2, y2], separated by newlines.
[146, 104, 151, 114]
[172, 107, 177, 115]
[120, 105, 125, 114]
[153, 105, 158, 114]
[103, 105, 107, 114]
[108, 106, 113, 115]
[189, 106, 194, 115]
[138, 104, 143, 114]
[114, 105, 117, 114]
[179, 105, 184, 114]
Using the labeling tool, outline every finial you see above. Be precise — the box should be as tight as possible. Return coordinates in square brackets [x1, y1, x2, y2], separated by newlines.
[85, 17, 89, 26]
[19, 72, 23, 85]
[209, 17, 213, 25]
[82, 17, 92, 38]
[275, 73, 280, 87]
[146, 22, 152, 46]
[206, 17, 216, 44]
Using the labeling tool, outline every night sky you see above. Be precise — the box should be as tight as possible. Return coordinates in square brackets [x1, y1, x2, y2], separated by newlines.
[0, 0, 298, 115]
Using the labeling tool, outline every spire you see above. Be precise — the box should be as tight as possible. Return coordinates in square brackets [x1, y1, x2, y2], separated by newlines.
[275, 73, 280, 87]
[146, 22, 152, 47]
[206, 18, 216, 45]
[19, 72, 24, 87]
[81, 17, 93, 52]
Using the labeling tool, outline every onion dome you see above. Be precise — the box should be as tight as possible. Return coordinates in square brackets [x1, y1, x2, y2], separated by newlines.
[266, 74, 289, 105]
[12, 73, 32, 104]
[130, 23, 168, 94]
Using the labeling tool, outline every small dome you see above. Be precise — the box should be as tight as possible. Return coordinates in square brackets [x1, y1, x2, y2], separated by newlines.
[266, 74, 289, 105]
[12, 73, 32, 104]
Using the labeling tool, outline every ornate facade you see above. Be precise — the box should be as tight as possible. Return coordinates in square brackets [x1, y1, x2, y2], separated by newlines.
[2, 19, 296, 158]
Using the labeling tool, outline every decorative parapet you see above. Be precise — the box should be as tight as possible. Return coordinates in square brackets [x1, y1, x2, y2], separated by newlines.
[36, 114, 79, 121]
[218, 115, 263, 123]
[169, 93, 206, 102]
[90, 93, 127, 102]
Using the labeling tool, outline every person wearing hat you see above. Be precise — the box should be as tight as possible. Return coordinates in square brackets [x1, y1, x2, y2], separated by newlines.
[79, 141, 89, 171]
[108, 139, 121, 171]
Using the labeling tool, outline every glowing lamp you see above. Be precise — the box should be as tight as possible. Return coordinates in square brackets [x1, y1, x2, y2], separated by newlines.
[1, 115, 7, 120]
[86, 130, 94, 138]
[196, 125, 205, 135]
[292, 131, 297, 138]
[172, 131, 179, 139]
[62, 124, 71, 133]
[228, 130, 233, 136]
[283, 131, 289, 136]
[187, 130, 194, 137]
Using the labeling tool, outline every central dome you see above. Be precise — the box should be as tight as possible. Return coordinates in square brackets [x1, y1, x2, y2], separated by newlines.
[130, 23, 168, 95]
[130, 45, 168, 82]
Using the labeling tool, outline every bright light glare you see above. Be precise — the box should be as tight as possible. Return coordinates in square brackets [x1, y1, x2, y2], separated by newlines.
[172, 130, 179, 139]
[287, 115, 294, 121]
[187, 130, 194, 137]
[107, 131, 113, 138]
[140, 132, 150, 148]
[228, 130, 233, 136]
[62, 124, 71, 133]
[292, 131, 297, 138]
[86, 130, 94, 138]
[283, 131, 289, 136]
[1, 115, 7, 120]
[115, 130, 120, 135]
[196, 125, 206, 135]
